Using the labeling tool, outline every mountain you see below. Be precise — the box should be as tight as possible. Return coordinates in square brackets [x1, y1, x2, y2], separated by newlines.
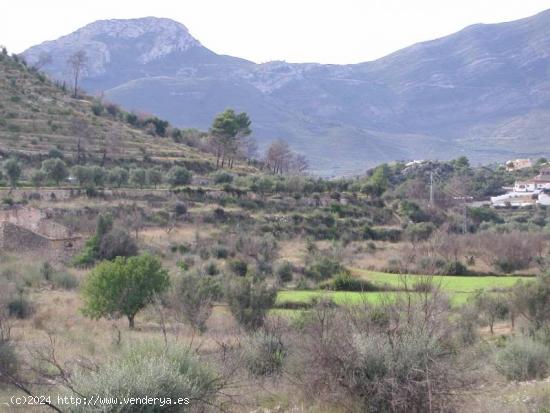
[23, 12, 550, 175]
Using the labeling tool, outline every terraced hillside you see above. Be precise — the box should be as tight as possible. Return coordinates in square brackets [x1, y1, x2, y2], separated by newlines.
[0, 51, 225, 172]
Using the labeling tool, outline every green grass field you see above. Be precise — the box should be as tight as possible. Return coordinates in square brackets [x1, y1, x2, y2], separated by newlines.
[276, 271, 533, 309]
[277, 290, 473, 306]
[352, 269, 529, 292]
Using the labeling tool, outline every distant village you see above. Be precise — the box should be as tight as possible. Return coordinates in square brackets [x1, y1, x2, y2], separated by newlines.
[491, 158, 550, 208]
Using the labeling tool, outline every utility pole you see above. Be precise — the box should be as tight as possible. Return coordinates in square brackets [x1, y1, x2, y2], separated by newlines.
[429, 171, 434, 206]
[462, 203, 468, 234]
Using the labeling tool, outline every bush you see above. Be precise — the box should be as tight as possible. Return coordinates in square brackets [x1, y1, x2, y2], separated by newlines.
[296, 295, 461, 412]
[98, 228, 138, 260]
[275, 261, 293, 283]
[322, 273, 379, 292]
[40, 262, 54, 281]
[173, 273, 222, 333]
[495, 336, 550, 381]
[243, 330, 286, 377]
[70, 342, 221, 412]
[204, 261, 220, 276]
[48, 148, 64, 159]
[226, 277, 277, 330]
[173, 202, 187, 217]
[212, 245, 229, 259]
[7, 293, 34, 319]
[0, 336, 19, 382]
[51, 271, 79, 290]
[228, 259, 248, 277]
[30, 170, 46, 187]
[444, 261, 468, 276]
[91, 101, 104, 116]
[212, 171, 234, 184]
[305, 256, 346, 280]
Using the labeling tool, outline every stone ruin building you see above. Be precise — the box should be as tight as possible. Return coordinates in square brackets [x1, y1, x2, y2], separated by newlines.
[0, 206, 82, 260]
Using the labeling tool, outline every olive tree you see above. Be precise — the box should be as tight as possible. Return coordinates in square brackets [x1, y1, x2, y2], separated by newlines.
[147, 167, 163, 188]
[167, 166, 192, 186]
[130, 168, 147, 188]
[82, 254, 170, 328]
[3, 159, 21, 189]
[41, 158, 69, 185]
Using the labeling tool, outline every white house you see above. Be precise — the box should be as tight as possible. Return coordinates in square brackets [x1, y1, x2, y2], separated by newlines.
[492, 168, 550, 207]
[513, 168, 550, 192]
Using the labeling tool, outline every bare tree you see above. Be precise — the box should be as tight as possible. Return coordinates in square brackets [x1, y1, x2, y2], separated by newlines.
[265, 139, 292, 174]
[265, 139, 308, 175]
[70, 118, 90, 164]
[67, 50, 88, 98]
[101, 125, 124, 165]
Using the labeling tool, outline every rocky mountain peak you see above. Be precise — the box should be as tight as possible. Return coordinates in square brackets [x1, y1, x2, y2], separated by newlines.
[23, 17, 203, 76]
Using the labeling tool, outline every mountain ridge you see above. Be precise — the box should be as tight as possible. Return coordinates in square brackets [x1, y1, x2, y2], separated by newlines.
[22, 10, 550, 175]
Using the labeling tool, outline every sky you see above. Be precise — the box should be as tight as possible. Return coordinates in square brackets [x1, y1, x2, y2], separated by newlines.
[2, 0, 549, 64]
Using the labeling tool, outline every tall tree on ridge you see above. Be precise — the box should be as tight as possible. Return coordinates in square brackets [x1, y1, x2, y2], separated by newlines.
[67, 50, 88, 98]
[210, 109, 252, 168]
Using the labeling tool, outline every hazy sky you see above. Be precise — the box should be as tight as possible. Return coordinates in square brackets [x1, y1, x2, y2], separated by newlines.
[2, 0, 549, 64]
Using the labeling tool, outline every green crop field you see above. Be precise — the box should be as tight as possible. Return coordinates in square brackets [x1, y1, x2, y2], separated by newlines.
[351, 269, 531, 292]
[277, 290, 474, 307]
[276, 271, 533, 310]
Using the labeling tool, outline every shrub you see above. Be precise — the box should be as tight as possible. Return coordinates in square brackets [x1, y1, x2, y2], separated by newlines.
[173, 202, 187, 216]
[70, 342, 221, 411]
[7, 293, 34, 319]
[323, 273, 379, 292]
[226, 277, 277, 330]
[243, 330, 286, 377]
[91, 101, 104, 116]
[444, 261, 468, 276]
[30, 170, 46, 187]
[40, 262, 54, 281]
[48, 148, 64, 159]
[0, 339, 16, 379]
[511, 274, 550, 335]
[172, 273, 222, 333]
[212, 171, 234, 184]
[51, 271, 79, 290]
[275, 261, 293, 283]
[296, 294, 461, 412]
[228, 259, 248, 277]
[204, 261, 220, 276]
[98, 228, 138, 260]
[405, 222, 435, 242]
[495, 336, 550, 381]
[212, 245, 229, 259]
[305, 256, 346, 280]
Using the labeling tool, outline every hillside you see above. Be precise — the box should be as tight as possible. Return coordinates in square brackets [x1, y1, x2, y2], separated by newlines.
[22, 10, 550, 175]
[0, 50, 223, 173]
